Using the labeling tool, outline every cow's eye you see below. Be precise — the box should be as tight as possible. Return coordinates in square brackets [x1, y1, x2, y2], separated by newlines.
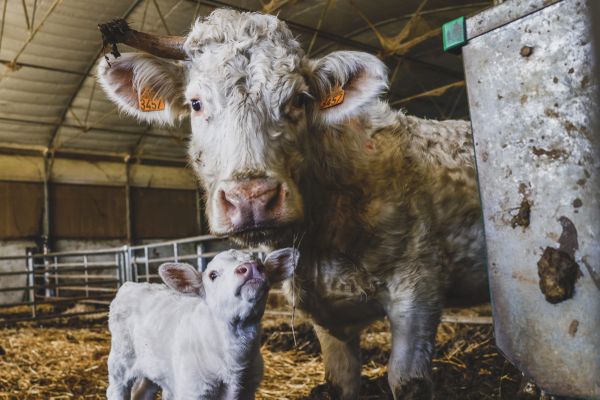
[208, 271, 218, 281]
[191, 99, 203, 112]
[292, 93, 306, 109]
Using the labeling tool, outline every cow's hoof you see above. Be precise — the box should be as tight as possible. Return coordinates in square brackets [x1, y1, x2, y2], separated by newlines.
[392, 378, 433, 400]
[306, 382, 356, 400]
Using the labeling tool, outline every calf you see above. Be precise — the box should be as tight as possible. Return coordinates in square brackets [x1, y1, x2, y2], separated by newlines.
[106, 248, 298, 400]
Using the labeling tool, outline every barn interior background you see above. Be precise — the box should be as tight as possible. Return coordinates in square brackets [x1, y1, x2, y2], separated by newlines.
[0, 0, 596, 399]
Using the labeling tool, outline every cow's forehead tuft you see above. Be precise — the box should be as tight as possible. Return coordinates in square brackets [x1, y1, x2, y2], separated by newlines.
[184, 9, 302, 59]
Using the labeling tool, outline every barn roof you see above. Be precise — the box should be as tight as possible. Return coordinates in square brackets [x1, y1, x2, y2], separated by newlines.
[0, 0, 490, 167]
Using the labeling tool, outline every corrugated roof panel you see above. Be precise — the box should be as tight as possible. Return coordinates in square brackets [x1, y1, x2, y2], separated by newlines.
[53, 125, 141, 154]
[0, 66, 79, 124]
[0, 120, 54, 147]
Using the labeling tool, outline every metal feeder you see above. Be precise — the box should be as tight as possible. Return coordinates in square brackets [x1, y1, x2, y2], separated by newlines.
[452, 0, 600, 397]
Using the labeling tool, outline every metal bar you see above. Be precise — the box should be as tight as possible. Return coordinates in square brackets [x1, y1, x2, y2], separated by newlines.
[391, 80, 465, 106]
[39, 273, 117, 280]
[83, 255, 89, 297]
[0, 294, 114, 309]
[0, 58, 88, 75]
[43, 252, 51, 297]
[20, 0, 30, 31]
[27, 250, 36, 318]
[196, 242, 204, 271]
[140, 0, 151, 31]
[128, 234, 222, 250]
[0, 270, 33, 277]
[152, 0, 171, 35]
[30, 0, 37, 32]
[136, 274, 159, 280]
[32, 261, 119, 268]
[0, 310, 108, 326]
[0, 141, 187, 168]
[58, 286, 117, 292]
[125, 161, 132, 244]
[82, 80, 97, 128]
[133, 252, 221, 264]
[0, 0, 8, 57]
[144, 246, 150, 282]
[0, 278, 119, 292]
[42, 153, 52, 250]
[53, 255, 59, 297]
[306, 0, 333, 56]
[173, 242, 179, 262]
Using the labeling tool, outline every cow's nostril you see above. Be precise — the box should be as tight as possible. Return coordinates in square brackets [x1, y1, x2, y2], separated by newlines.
[236, 266, 248, 275]
[219, 190, 236, 214]
[264, 183, 282, 211]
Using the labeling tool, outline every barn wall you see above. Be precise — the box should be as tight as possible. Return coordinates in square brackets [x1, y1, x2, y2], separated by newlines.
[0, 155, 204, 304]
[131, 187, 200, 239]
[50, 184, 128, 239]
[0, 240, 36, 305]
[0, 181, 44, 239]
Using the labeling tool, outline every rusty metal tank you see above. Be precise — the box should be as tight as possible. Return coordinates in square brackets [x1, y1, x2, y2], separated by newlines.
[461, 0, 600, 398]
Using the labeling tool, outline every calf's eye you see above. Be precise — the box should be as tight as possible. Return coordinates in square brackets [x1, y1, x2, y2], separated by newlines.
[208, 271, 218, 281]
[191, 99, 203, 112]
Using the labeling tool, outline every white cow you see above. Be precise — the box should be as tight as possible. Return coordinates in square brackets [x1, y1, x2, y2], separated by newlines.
[106, 248, 298, 400]
[98, 10, 488, 399]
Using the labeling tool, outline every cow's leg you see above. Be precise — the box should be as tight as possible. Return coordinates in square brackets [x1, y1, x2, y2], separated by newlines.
[313, 324, 361, 400]
[385, 296, 440, 400]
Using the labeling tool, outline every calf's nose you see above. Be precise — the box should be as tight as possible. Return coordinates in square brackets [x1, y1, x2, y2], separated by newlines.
[235, 264, 249, 277]
[218, 178, 284, 229]
[234, 263, 261, 278]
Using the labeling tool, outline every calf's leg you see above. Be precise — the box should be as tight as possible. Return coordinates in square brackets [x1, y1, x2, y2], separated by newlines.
[313, 324, 361, 400]
[107, 351, 133, 400]
[131, 377, 160, 400]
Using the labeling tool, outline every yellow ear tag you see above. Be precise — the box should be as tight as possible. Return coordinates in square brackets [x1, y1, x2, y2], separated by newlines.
[138, 88, 165, 112]
[319, 86, 345, 110]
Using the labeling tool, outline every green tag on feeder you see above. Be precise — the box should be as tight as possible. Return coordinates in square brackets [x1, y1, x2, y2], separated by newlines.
[442, 16, 467, 53]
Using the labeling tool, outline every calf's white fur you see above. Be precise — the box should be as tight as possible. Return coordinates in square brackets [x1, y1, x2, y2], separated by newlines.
[106, 248, 297, 400]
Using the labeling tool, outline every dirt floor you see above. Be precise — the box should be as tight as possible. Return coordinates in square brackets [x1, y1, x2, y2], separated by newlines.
[0, 306, 524, 400]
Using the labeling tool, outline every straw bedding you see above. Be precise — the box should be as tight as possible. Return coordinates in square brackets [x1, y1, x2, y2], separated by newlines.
[0, 308, 522, 399]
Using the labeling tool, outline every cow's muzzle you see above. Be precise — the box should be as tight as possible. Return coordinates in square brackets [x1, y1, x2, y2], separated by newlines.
[216, 178, 299, 237]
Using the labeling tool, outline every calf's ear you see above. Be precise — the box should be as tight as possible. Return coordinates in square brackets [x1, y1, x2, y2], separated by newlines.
[308, 51, 388, 125]
[158, 263, 204, 297]
[264, 248, 299, 284]
[97, 53, 188, 125]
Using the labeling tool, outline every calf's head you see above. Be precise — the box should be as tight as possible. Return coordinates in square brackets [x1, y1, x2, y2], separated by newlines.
[159, 248, 297, 321]
[97, 9, 388, 246]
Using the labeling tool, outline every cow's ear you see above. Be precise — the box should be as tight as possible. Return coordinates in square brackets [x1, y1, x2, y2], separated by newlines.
[309, 51, 388, 125]
[158, 263, 205, 297]
[97, 53, 188, 125]
[263, 248, 299, 284]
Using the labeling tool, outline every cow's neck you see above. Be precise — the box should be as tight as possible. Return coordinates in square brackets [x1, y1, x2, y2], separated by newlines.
[301, 103, 413, 258]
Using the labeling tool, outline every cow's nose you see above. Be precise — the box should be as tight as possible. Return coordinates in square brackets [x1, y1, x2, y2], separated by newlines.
[218, 178, 284, 229]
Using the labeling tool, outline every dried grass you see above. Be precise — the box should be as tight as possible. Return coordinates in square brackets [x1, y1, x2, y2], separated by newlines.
[0, 305, 521, 399]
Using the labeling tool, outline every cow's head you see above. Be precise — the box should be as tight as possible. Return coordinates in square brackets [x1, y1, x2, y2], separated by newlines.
[97, 9, 387, 247]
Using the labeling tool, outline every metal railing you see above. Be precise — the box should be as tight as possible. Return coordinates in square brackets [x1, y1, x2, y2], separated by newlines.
[0, 235, 235, 325]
